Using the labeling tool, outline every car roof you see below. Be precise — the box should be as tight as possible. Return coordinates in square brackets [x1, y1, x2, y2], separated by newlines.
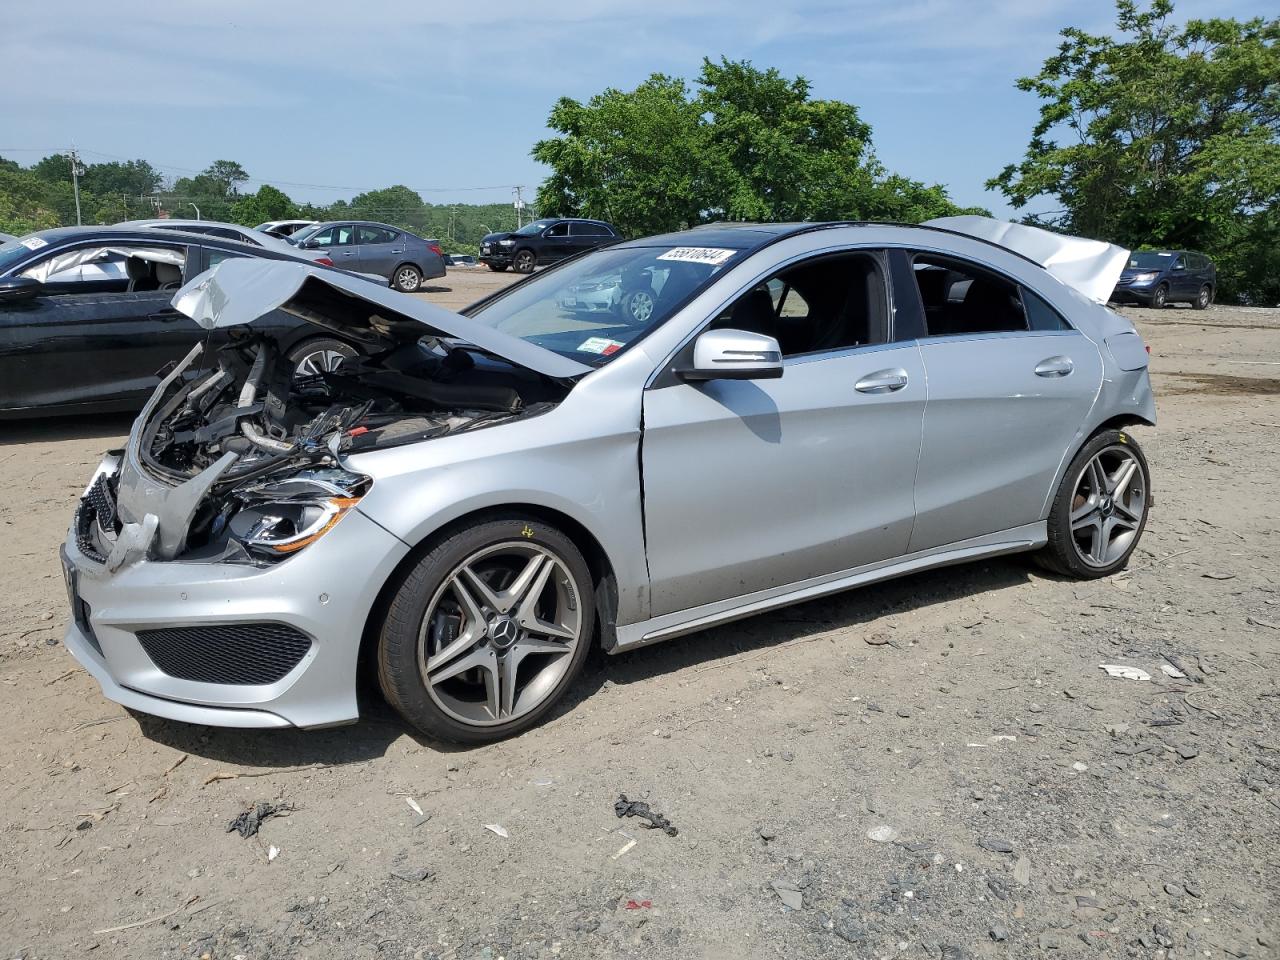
[305, 220, 405, 230]
[12, 226, 297, 256]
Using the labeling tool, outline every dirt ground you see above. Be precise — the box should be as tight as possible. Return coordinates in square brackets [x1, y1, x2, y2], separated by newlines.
[1, 273, 1277, 960]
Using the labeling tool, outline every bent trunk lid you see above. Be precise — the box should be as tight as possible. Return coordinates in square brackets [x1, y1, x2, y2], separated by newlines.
[172, 257, 592, 380]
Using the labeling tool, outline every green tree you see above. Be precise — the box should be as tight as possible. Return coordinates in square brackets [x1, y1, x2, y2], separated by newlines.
[989, 0, 1280, 303]
[533, 57, 982, 237]
[230, 184, 299, 226]
[0, 167, 62, 234]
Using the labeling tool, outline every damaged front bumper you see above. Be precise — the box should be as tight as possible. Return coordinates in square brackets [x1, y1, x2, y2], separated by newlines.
[60, 363, 413, 728]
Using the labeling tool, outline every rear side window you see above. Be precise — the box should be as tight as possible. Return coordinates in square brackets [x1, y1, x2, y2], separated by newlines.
[908, 254, 1071, 336]
[571, 222, 610, 236]
[357, 226, 397, 244]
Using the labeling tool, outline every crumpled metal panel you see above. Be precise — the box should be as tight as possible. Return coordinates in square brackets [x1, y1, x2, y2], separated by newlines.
[924, 216, 1130, 304]
[171, 256, 593, 380]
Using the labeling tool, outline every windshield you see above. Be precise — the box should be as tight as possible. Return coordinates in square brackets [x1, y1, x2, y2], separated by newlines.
[514, 219, 555, 236]
[288, 224, 322, 245]
[463, 244, 739, 366]
[0, 235, 47, 275]
[1129, 251, 1174, 269]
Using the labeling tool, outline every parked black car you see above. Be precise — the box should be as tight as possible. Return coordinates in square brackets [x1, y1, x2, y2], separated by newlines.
[1111, 250, 1216, 309]
[479, 218, 620, 274]
[0, 227, 364, 418]
[288, 221, 446, 292]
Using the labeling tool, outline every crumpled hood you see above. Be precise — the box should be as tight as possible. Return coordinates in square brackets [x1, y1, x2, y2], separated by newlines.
[924, 216, 1130, 304]
[172, 257, 592, 380]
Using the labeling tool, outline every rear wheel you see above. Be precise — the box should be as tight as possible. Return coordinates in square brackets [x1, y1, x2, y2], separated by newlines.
[1193, 284, 1212, 310]
[287, 338, 357, 379]
[513, 249, 537, 274]
[377, 516, 594, 743]
[1036, 429, 1150, 579]
[1150, 283, 1168, 309]
[393, 265, 422, 292]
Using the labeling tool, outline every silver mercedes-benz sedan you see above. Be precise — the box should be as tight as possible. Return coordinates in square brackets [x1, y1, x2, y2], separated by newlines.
[61, 218, 1155, 743]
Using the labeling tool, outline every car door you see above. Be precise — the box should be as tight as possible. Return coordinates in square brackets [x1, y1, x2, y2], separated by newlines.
[1168, 254, 1193, 299]
[355, 225, 403, 278]
[568, 221, 605, 257]
[309, 223, 360, 269]
[0, 240, 196, 412]
[539, 222, 573, 263]
[641, 249, 926, 617]
[895, 250, 1104, 552]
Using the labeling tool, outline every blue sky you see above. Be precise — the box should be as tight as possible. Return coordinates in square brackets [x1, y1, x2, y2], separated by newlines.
[3, 0, 1270, 219]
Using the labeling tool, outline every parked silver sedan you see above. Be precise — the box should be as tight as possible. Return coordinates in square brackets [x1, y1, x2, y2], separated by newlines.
[61, 219, 1154, 743]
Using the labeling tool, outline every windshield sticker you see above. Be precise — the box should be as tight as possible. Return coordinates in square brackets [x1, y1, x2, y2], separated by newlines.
[19, 237, 48, 251]
[577, 336, 625, 356]
[656, 247, 735, 266]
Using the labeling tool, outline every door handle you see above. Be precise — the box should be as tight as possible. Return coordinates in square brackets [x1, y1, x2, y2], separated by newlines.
[855, 368, 909, 394]
[1034, 356, 1074, 377]
[391, 248, 404, 254]
[338, 250, 357, 257]
[151, 309, 182, 323]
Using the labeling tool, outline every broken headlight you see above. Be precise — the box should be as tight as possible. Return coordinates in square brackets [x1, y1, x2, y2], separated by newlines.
[226, 469, 370, 560]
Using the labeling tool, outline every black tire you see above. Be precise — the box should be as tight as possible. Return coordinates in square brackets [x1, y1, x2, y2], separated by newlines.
[1035, 428, 1151, 579]
[377, 515, 595, 744]
[513, 248, 537, 274]
[1150, 284, 1168, 309]
[488, 263, 509, 273]
[286, 337, 357, 378]
[618, 287, 658, 325]
[393, 264, 422, 293]
[1193, 285, 1212, 310]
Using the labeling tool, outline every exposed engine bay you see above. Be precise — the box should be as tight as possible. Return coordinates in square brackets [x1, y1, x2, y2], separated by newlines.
[82, 330, 567, 567]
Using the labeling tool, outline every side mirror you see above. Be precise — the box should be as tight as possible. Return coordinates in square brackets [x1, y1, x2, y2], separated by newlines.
[0, 276, 42, 304]
[301, 239, 320, 250]
[679, 328, 783, 381]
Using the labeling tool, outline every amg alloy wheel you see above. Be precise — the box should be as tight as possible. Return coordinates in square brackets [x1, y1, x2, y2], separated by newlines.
[377, 517, 594, 742]
[1037, 429, 1150, 578]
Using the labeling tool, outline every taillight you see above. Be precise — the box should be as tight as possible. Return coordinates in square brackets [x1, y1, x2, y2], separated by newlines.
[315, 256, 334, 266]
[429, 244, 443, 257]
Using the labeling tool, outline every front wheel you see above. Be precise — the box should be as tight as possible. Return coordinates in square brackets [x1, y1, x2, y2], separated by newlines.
[1150, 284, 1168, 309]
[377, 516, 595, 743]
[1036, 429, 1150, 578]
[393, 265, 422, 292]
[287, 337, 357, 379]
[513, 249, 536, 274]
[618, 287, 657, 325]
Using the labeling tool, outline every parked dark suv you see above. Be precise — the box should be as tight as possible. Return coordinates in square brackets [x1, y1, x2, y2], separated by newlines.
[479, 218, 620, 274]
[1111, 250, 1216, 309]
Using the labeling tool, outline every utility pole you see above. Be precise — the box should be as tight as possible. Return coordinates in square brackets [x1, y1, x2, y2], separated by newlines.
[67, 147, 85, 226]
[513, 186, 525, 229]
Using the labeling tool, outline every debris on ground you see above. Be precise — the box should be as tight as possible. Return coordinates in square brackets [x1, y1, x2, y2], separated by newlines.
[614, 794, 678, 836]
[866, 825, 899, 843]
[483, 823, 509, 838]
[1099, 663, 1151, 681]
[390, 865, 431, 883]
[226, 801, 294, 839]
[770, 879, 803, 910]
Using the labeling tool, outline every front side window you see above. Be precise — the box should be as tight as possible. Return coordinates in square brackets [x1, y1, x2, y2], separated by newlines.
[463, 244, 739, 366]
[544, 222, 570, 238]
[308, 225, 356, 247]
[710, 252, 888, 357]
[21, 244, 186, 292]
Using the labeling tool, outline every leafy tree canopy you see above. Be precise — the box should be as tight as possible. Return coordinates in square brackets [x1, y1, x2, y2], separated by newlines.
[989, 0, 1280, 303]
[533, 57, 985, 236]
